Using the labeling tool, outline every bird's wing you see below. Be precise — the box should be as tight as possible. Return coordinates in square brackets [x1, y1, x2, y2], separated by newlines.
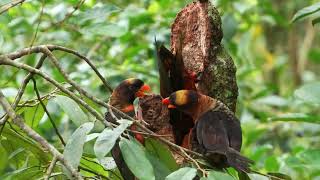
[196, 110, 229, 153]
[222, 112, 242, 151]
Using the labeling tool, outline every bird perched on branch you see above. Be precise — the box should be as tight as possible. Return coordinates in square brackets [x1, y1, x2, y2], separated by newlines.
[162, 90, 253, 173]
[105, 78, 151, 180]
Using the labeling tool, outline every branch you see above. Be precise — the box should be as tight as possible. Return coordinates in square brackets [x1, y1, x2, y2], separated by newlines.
[53, 0, 86, 27]
[0, 56, 105, 123]
[0, 45, 203, 161]
[0, 0, 25, 15]
[5, 44, 113, 93]
[0, 90, 83, 180]
[32, 78, 66, 146]
[45, 155, 58, 180]
[0, 54, 47, 125]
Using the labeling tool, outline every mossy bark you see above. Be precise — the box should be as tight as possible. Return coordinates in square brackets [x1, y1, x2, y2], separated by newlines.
[170, 0, 238, 112]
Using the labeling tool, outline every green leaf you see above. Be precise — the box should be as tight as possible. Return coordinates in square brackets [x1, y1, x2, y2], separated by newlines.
[292, 2, 320, 23]
[145, 138, 178, 171]
[63, 122, 94, 176]
[119, 138, 155, 180]
[23, 100, 47, 128]
[264, 156, 279, 172]
[0, 144, 8, 173]
[94, 119, 132, 159]
[205, 171, 235, 180]
[54, 95, 89, 127]
[77, 4, 121, 23]
[268, 113, 320, 124]
[81, 23, 128, 37]
[299, 149, 320, 169]
[294, 82, 320, 105]
[165, 167, 197, 180]
[248, 173, 268, 180]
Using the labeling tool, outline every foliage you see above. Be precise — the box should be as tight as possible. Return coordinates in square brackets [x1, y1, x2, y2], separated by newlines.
[0, 0, 319, 179]
[291, 2, 320, 25]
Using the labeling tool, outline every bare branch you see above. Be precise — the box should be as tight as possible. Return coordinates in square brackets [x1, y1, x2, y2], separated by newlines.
[29, 0, 45, 47]
[0, 56, 105, 123]
[5, 45, 113, 93]
[53, 0, 86, 27]
[0, 90, 83, 179]
[45, 156, 58, 180]
[0, 54, 47, 125]
[32, 78, 66, 146]
[0, 0, 25, 15]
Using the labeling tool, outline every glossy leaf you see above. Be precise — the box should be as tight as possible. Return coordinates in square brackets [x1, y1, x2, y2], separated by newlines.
[165, 167, 197, 180]
[119, 138, 155, 180]
[63, 122, 94, 176]
[292, 3, 320, 22]
[54, 95, 89, 126]
[94, 119, 132, 159]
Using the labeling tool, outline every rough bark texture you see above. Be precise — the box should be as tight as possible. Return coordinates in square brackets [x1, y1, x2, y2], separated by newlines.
[170, 1, 238, 112]
[137, 94, 185, 164]
[137, 94, 174, 142]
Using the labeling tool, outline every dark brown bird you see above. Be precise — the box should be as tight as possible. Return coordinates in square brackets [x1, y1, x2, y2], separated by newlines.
[162, 90, 253, 173]
[156, 43, 197, 146]
[105, 78, 151, 180]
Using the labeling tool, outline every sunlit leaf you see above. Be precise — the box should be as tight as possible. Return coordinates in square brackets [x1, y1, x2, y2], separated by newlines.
[165, 167, 197, 180]
[54, 95, 89, 126]
[63, 122, 94, 176]
[94, 119, 132, 159]
[120, 138, 155, 180]
[292, 3, 320, 23]
[205, 171, 235, 180]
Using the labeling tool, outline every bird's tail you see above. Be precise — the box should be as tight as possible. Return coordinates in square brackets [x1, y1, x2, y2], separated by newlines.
[225, 148, 253, 173]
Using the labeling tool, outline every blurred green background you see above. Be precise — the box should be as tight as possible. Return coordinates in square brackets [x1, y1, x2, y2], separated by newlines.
[0, 0, 319, 179]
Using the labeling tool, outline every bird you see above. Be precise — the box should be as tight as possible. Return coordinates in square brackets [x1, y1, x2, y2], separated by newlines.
[156, 42, 197, 146]
[162, 90, 253, 173]
[105, 78, 151, 180]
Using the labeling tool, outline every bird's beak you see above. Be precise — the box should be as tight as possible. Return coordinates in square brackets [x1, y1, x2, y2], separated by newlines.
[135, 84, 151, 97]
[162, 98, 176, 109]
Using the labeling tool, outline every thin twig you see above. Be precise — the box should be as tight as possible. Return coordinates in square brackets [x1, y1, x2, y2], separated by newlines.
[0, 0, 25, 15]
[32, 78, 66, 146]
[127, 129, 172, 137]
[0, 54, 47, 125]
[0, 56, 105, 123]
[181, 147, 207, 177]
[29, 0, 45, 48]
[44, 156, 58, 180]
[53, 0, 86, 27]
[0, 90, 83, 179]
[5, 45, 113, 93]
